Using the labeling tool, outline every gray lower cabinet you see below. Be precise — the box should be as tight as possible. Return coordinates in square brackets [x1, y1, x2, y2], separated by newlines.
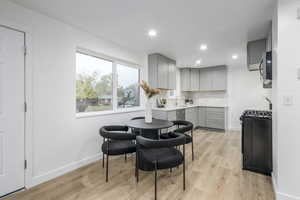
[153, 106, 226, 130]
[153, 110, 177, 132]
[198, 107, 206, 127]
[205, 107, 225, 130]
[185, 107, 198, 127]
[176, 109, 185, 121]
[153, 110, 176, 121]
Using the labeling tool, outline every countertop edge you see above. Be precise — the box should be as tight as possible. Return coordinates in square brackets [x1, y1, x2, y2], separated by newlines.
[153, 105, 228, 111]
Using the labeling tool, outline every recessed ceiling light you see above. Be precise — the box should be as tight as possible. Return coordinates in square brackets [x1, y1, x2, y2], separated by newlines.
[200, 44, 208, 51]
[148, 29, 157, 37]
[196, 59, 202, 65]
[232, 54, 238, 60]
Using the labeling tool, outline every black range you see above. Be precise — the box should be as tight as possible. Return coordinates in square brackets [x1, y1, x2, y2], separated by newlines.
[240, 110, 272, 175]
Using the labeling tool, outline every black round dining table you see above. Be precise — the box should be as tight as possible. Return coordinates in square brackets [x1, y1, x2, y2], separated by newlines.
[126, 118, 173, 139]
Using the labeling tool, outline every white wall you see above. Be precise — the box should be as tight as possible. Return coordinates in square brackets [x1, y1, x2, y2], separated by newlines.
[0, 0, 147, 187]
[227, 59, 272, 130]
[273, 0, 300, 199]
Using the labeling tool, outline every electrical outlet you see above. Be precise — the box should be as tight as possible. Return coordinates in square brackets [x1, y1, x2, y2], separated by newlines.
[283, 96, 293, 106]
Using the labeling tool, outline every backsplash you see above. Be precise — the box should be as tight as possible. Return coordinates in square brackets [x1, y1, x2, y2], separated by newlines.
[188, 91, 228, 106]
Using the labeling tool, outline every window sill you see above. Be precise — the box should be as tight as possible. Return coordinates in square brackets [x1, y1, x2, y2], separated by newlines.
[76, 107, 145, 119]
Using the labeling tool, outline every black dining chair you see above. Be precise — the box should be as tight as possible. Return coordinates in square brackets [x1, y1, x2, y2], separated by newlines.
[131, 116, 159, 139]
[99, 125, 136, 182]
[160, 120, 194, 161]
[136, 132, 186, 200]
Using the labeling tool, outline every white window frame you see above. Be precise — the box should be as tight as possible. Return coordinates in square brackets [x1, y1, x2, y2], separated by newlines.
[76, 47, 143, 118]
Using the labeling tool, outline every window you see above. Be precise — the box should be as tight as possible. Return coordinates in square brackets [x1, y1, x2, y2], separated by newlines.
[76, 50, 141, 115]
[76, 52, 113, 113]
[117, 64, 140, 108]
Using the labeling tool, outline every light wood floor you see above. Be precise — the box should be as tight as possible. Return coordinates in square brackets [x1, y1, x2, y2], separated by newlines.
[4, 130, 275, 200]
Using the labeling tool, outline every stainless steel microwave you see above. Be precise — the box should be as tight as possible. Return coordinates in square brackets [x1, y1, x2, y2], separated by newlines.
[259, 51, 272, 88]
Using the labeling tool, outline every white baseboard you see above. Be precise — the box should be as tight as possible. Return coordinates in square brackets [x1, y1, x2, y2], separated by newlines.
[28, 153, 101, 188]
[272, 173, 278, 200]
[272, 173, 300, 200]
[276, 192, 300, 200]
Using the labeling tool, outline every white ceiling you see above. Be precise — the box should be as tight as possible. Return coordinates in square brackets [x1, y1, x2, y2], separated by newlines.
[11, 0, 275, 67]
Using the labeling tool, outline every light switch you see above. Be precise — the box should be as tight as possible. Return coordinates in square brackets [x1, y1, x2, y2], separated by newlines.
[283, 96, 293, 106]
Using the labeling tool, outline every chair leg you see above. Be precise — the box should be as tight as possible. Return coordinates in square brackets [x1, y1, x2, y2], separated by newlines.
[106, 154, 109, 182]
[136, 153, 139, 182]
[191, 130, 194, 161]
[155, 161, 158, 200]
[125, 153, 127, 162]
[183, 144, 186, 190]
[102, 153, 105, 168]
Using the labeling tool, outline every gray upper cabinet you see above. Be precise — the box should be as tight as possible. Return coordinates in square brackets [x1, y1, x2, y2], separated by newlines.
[190, 69, 200, 91]
[212, 66, 227, 91]
[199, 66, 227, 91]
[180, 68, 200, 91]
[247, 39, 266, 71]
[168, 60, 176, 90]
[206, 107, 225, 130]
[148, 54, 158, 88]
[266, 24, 272, 52]
[148, 53, 176, 90]
[199, 68, 212, 91]
[180, 68, 190, 91]
[157, 55, 168, 89]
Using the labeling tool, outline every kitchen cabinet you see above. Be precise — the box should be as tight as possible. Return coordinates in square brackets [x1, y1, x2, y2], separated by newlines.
[186, 107, 198, 127]
[205, 107, 225, 130]
[198, 107, 206, 127]
[168, 60, 176, 90]
[190, 69, 200, 91]
[212, 66, 227, 91]
[199, 68, 211, 91]
[247, 39, 266, 71]
[199, 66, 227, 91]
[180, 68, 190, 91]
[153, 110, 175, 121]
[153, 106, 226, 130]
[266, 23, 272, 52]
[153, 110, 177, 132]
[157, 55, 168, 89]
[176, 109, 185, 121]
[180, 68, 200, 91]
[148, 53, 176, 90]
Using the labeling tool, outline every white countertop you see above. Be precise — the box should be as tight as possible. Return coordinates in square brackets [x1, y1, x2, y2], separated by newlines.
[153, 104, 228, 111]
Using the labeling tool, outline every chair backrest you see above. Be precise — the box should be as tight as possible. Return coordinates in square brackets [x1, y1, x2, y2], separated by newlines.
[172, 120, 193, 133]
[99, 125, 135, 140]
[136, 132, 186, 149]
[131, 116, 157, 120]
[131, 116, 145, 120]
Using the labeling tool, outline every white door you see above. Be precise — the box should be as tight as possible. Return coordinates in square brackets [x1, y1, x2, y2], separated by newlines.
[0, 26, 25, 197]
